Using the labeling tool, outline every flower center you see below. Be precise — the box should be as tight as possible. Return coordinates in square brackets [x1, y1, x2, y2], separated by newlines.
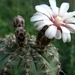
[53, 16, 63, 30]
[55, 16, 62, 23]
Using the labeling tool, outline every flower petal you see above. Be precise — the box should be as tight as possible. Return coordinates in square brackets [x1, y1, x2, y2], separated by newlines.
[62, 33, 66, 43]
[50, 6, 59, 16]
[36, 24, 46, 31]
[62, 32, 67, 43]
[62, 11, 75, 20]
[65, 18, 75, 23]
[59, 3, 69, 16]
[66, 24, 75, 30]
[62, 32, 71, 43]
[44, 19, 53, 25]
[61, 26, 71, 43]
[35, 5, 50, 17]
[67, 27, 75, 33]
[34, 21, 46, 31]
[55, 30, 61, 39]
[60, 26, 70, 33]
[49, 0, 59, 15]
[67, 33, 71, 42]
[49, 0, 56, 8]
[45, 25, 57, 39]
[30, 13, 48, 22]
[69, 18, 75, 23]
[53, 7, 59, 15]
[40, 4, 53, 16]
[34, 21, 45, 27]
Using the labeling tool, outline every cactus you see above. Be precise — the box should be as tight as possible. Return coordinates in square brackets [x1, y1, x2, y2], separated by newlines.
[0, 15, 61, 75]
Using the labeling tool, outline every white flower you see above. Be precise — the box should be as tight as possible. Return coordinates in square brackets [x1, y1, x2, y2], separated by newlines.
[30, 0, 75, 43]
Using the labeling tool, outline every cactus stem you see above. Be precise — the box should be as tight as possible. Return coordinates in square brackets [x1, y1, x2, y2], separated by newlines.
[4, 68, 7, 72]
[23, 69, 31, 75]
[0, 49, 4, 52]
[36, 25, 48, 47]
[30, 50, 37, 55]
[42, 71, 50, 75]
[26, 53, 31, 56]
[19, 49, 26, 54]
[0, 32, 60, 75]
[48, 53, 54, 59]
[41, 62, 48, 69]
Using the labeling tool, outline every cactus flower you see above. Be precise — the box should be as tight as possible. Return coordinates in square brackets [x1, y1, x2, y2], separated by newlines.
[30, 0, 75, 43]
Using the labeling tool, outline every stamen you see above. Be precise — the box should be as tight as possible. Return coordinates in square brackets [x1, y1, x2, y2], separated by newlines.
[55, 16, 62, 23]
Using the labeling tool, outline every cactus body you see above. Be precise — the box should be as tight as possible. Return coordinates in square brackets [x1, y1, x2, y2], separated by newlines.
[0, 34, 61, 75]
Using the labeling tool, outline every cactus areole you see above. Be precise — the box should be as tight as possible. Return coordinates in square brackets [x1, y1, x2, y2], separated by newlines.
[0, 15, 61, 75]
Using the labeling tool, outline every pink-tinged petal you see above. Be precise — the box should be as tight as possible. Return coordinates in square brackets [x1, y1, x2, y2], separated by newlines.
[53, 7, 59, 15]
[65, 18, 75, 23]
[34, 21, 45, 27]
[35, 5, 50, 17]
[59, 3, 69, 16]
[67, 27, 75, 33]
[69, 20, 75, 23]
[62, 32, 67, 43]
[61, 26, 71, 42]
[49, 0, 59, 15]
[62, 32, 71, 43]
[44, 19, 53, 25]
[68, 18, 75, 23]
[60, 26, 70, 33]
[49, 0, 56, 8]
[34, 21, 46, 31]
[55, 30, 61, 39]
[45, 25, 57, 39]
[50, 6, 59, 15]
[67, 33, 71, 42]
[34, 12, 41, 15]
[40, 4, 53, 16]
[30, 14, 48, 22]
[62, 11, 75, 20]
[36, 24, 46, 31]
[66, 24, 75, 30]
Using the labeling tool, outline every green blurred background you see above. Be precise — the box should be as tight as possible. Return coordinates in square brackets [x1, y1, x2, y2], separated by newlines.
[0, 0, 75, 75]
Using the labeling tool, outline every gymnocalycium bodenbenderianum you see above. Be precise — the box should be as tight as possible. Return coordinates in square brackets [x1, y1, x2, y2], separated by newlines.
[0, 15, 62, 75]
[1, 0, 75, 74]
